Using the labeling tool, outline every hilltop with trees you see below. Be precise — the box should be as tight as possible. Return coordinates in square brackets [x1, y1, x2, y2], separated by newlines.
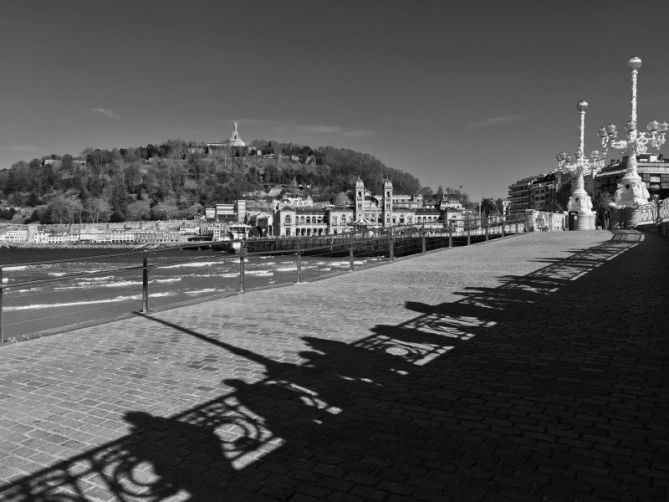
[0, 138, 475, 224]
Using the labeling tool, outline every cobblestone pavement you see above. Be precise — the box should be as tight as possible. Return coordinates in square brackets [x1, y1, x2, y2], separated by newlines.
[0, 230, 667, 501]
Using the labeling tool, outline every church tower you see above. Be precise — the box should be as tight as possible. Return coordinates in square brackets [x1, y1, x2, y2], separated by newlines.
[382, 178, 393, 227]
[355, 177, 365, 221]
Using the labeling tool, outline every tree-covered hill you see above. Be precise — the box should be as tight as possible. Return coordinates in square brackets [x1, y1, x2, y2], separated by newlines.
[0, 139, 423, 224]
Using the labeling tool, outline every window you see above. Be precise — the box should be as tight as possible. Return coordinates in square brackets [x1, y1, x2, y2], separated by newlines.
[284, 215, 292, 225]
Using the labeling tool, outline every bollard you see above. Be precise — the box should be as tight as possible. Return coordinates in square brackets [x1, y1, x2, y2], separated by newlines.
[141, 251, 149, 313]
[296, 239, 302, 283]
[239, 242, 246, 293]
[421, 231, 426, 255]
[448, 223, 453, 248]
[0, 267, 3, 344]
[349, 236, 354, 271]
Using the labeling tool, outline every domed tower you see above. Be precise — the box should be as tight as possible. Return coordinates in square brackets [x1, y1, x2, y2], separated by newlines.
[382, 178, 393, 227]
[355, 177, 365, 220]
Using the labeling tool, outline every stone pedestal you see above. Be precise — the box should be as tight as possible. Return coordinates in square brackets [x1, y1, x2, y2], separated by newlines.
[622, 206, 643, 228]
[609, 206, 644, 229]
[573, 212, 596, 231]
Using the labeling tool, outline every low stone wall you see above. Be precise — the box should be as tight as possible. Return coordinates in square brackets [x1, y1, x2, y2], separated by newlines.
[524, 210, 566, 232]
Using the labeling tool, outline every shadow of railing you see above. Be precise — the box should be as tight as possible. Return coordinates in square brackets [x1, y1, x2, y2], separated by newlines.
[1, 230, 665, 501]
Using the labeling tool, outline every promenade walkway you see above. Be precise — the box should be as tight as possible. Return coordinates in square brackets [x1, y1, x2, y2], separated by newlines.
[0, 230, 667, 501]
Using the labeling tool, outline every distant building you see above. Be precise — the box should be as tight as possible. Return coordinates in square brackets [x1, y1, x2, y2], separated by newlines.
[508, 176, 537, 214]
[508, 173, 563, 213]
[594, 154, 669, 200]
[529, 172, 560, 210]
[0, 229, 28, 243]
[207, 177, 444, 237]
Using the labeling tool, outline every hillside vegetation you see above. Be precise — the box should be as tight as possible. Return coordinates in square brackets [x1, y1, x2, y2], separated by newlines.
[0, 139, 424, 224]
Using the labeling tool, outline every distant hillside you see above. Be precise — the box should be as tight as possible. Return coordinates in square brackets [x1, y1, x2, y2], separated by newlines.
[0, 139, 423, 224]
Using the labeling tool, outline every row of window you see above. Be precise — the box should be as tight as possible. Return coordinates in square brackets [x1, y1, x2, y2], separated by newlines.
[283, 215, 353, 225]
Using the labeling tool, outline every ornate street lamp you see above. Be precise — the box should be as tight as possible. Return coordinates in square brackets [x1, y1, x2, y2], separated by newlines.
[555, 100, 601, 230]
[597, 57, 668, 209]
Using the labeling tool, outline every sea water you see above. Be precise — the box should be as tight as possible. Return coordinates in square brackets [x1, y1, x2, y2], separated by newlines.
[0, 248, 382, 341]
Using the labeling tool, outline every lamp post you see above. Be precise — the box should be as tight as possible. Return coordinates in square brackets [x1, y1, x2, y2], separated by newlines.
[556, 100, 600, 230]
[597, 57, 668, 212]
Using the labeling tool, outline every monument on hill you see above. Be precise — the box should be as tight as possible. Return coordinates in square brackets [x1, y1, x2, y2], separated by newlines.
[227, 122, 246, 147]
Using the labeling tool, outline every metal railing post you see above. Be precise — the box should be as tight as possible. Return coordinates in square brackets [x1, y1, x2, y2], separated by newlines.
[0, 267, 4, 344]
[485, 217, 490, 242]
[349, 235, 354, 271]
[389, 235, 395, 261]
[239, 241, 246, 293]
[467, 225, 471, 245]
[502, 219, 506, 237]
[421, 231, 426, 255]
[449, 222, 453, 248]
[296, 239, 302, 283]
[141, 251, 149, 313]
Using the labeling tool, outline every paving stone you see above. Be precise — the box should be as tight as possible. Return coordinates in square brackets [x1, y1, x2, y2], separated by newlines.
[0, 230, 667, 501]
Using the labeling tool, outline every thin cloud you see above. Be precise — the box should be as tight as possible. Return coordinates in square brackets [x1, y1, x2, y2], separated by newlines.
[469, 114, 525, 128]
[90, 107, 120, 119]
[294, 123, 378, 137]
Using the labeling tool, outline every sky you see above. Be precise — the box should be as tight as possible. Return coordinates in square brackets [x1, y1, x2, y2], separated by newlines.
[1, 0, 669, 201]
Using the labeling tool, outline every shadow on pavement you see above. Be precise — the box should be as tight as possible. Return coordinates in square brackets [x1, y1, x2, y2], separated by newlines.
[1, 231, 667, 501]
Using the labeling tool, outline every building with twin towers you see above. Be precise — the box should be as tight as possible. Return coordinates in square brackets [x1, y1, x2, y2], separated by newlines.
[272, 177, 441, 237]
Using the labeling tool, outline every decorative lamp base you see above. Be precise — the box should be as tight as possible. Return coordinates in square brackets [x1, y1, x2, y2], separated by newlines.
[571, 212, 596, 231]
[609, 206, 645, 229]
[616, 177, 650, 207]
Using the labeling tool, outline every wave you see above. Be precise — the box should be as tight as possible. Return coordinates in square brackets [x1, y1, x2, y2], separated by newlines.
[54, 280, 138, 290]
[153, 277, 181, 283]
[246, 270, 273, 277]
[184, 288, 221, 296]
[78, 275, 114, 281]
[3, 265, 28, 271]
[5, 292, 174, 311]
[158, 261, 220, 270]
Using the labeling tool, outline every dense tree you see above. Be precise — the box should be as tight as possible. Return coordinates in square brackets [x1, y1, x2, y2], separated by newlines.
[126, 200, 151, 221]
[0, 138, 475, 223]
[47, 193, 83, 224]
[495, 197, 506, 215]
[480, 197, 498, 218]
[151, 198, 179, 220]
[542, 200, 564, 213]
[84, 197, 111, 223]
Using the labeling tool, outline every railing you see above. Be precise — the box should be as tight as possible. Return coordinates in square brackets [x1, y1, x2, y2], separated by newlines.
[634, 197, 669, 236]
[635, 202, 658, 225]
[0, 216, 526, 344]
